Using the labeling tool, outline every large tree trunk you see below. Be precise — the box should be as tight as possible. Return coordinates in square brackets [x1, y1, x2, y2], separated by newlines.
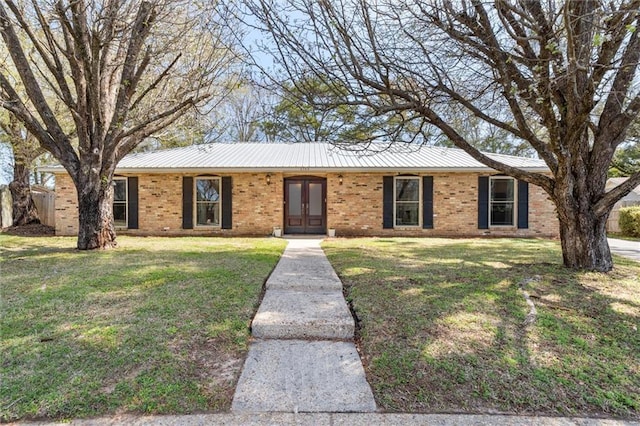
[554, 178, 613, 272]
[8, 161, 40, 226]
[76, 180, 117, 250]
[558, 213, 612, 272]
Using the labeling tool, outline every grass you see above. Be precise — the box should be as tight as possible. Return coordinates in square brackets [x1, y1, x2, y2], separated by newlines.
[0, 235, 287, 422]
[322, 238, 640, 419]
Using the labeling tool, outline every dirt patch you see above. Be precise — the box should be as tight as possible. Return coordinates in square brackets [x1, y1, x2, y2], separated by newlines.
[1, 223, 55, 237]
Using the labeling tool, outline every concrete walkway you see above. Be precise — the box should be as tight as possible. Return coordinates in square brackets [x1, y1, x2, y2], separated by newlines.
[608, 238, 640, 262]
[231, 238, 377, 413]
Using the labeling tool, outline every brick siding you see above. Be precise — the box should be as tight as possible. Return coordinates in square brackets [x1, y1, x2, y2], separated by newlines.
[53, 171, 559, 238]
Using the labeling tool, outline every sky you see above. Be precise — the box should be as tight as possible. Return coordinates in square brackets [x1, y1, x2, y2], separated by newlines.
[0, 143, 13, 186]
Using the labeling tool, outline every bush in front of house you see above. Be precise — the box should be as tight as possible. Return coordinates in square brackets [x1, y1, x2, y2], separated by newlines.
[619, 206, 640, 237]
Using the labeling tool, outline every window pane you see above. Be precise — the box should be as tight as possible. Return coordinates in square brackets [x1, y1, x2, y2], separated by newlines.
[113, 203, 126, 227]
[491, 179, 514, 202]
[396, 178, 419, 201]
[491, 203, 514, 226]
[196, 179, 220, 202]
[288, 183, 302, 216]
[396, 203, 419, 226]
[309, 183, 322, 216]
[113, 180, 126, 202]
[196, 202, 219, 226]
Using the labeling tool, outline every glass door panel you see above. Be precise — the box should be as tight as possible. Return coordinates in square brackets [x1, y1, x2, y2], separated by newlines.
[308, 183, 322, 216]
[288, 183, 302, 216]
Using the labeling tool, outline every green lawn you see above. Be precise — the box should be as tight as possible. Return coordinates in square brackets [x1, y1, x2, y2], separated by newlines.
[323, 238, 640, 419]
[0, 235, 286, 422]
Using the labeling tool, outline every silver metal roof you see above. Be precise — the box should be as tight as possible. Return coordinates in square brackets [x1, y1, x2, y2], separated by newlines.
[41, 142, 549, 173]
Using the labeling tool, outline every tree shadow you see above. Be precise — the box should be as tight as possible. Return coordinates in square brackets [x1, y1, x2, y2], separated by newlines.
[324, 238, 640, 418]
[1, 238, 285, 421]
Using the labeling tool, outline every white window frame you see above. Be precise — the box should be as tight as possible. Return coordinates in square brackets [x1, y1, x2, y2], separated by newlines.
[489, 176, 517, 227]
[393, 176, 421, 228]
[194, 177, 221, 228]
[112, 177, 128, 229]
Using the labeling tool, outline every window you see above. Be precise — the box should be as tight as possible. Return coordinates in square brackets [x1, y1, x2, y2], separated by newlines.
[490, 177, 515, 226]
[113, 178, 127, 228]
[195, 177, 220, 226]
[394, 176, 420, 226]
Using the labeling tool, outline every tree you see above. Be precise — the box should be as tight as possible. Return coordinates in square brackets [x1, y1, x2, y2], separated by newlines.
[610, 143, 640, 177]
[212, 82, 272, 142]
[247, 0, 640, 271]
[610, 118, 640, 176]
[435, 115, 536, 158]
[259, 76, 360, 142]
[0, 112, 43, 226]
[1, 0, 239, 249]
[260, 75, 424, 144]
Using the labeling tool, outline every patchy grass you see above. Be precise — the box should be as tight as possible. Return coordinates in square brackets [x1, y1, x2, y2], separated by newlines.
[323, 238, 640, 419]
[0, 235, 286, 422]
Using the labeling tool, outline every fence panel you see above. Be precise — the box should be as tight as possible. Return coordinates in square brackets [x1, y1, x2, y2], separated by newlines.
[32, 189, 55, 227]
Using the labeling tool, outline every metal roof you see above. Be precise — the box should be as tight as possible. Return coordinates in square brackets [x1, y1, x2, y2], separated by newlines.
[41, 142, 549, 173]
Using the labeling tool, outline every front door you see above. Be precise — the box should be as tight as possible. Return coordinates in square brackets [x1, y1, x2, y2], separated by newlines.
[284, 178, 326, 234]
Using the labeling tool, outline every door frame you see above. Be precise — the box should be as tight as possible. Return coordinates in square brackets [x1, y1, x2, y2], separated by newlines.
[283, 176, 327, 234]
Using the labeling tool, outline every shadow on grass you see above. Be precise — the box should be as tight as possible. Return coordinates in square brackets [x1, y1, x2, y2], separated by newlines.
[324, 238, 639, 418]
[0, 237, 286, 421]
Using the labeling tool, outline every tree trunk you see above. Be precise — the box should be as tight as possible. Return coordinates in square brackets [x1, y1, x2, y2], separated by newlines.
[555, 198, 613, 272]
[76, 180, 117, 250]
[8, 161, 40, 226]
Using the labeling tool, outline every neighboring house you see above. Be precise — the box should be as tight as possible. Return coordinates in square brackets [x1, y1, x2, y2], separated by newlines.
[41, 142, 560, 238]
[606, 177, 640, 233]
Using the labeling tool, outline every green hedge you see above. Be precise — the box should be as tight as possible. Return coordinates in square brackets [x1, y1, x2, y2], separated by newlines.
[619, 206, 640, 237]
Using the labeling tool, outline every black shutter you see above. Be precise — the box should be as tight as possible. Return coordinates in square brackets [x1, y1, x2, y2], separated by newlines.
[182, 177, 193, 229]
[383, 176, 394, 229]
[127, 176, 138, 229]
[422, 176, 433, 229]
[221, 176, 232, 229]
[517, 180, 529, 229]
[478, 176, 489, 229]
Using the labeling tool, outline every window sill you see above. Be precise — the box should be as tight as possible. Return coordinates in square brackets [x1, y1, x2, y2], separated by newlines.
[195, 225, 221, 229]
[394, 225, 421, 230]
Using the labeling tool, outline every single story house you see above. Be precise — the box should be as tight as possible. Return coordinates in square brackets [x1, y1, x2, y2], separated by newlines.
[42, 142, 560, 238]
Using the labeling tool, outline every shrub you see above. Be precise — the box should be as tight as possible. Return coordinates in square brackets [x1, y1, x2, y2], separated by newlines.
[619, 206, 640, 237]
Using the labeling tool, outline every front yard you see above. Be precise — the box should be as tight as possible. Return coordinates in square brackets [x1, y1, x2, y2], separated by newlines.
[323, 238, 640, 419]
[2, 235, 638, 421]
[0, 235, 286, 422]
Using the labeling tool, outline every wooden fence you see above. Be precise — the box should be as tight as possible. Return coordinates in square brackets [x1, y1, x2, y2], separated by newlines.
[0, 185, 11, 228]
[32, 186, 55, 227]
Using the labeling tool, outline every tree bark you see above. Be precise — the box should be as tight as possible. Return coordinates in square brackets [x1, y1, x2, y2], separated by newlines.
[76, 179, 116, 250]
[8, 161, 39, 226]
[553, 188, 613, 272]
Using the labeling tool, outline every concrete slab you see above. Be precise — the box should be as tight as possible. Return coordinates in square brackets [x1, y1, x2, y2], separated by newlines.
[252, 290, 354, 340]
[14, 413, 640, 425]
[231, 340, 377, 413]
[266, 248, 343, 291]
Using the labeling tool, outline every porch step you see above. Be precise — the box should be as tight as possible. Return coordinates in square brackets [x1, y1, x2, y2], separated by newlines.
[231, 339, 376, 412]
[251, 290, 354, 340]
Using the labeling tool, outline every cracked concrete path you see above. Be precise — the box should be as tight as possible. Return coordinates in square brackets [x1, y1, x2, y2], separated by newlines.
[232, 237, 376, 413]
